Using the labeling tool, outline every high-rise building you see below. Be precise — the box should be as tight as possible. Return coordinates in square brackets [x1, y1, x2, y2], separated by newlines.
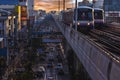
[19, 0, 28, 28]
[28, 0, 35, 27]
[94, 0, 104, 8]
[104, 0, 120, 23]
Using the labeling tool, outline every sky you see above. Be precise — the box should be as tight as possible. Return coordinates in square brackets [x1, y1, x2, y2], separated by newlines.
[34, 0, 92, 12]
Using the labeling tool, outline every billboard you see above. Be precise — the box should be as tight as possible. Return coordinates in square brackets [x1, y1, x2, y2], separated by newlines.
[21, 6, 27, 20]
[15, 6, 21, 13]
[0, 48, 7, 57]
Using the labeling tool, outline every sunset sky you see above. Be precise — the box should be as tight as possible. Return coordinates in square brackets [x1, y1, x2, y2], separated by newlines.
[34, 0, 92, 12]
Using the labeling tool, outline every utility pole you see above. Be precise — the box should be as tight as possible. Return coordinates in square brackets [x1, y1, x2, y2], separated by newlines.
[63, 0, 65, 10]
[75, 0, 78, 30]
[58, 0, 60, 11]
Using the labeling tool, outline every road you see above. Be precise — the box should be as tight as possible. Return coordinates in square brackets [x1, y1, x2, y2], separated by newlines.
[32, 14, 70, 80]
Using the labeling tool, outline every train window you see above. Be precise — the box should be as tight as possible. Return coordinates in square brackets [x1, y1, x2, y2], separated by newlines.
[77, 9, 93, 21]
[94, 11, 103, 19]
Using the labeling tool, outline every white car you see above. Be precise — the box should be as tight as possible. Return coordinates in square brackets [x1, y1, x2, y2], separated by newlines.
[48, 76, 54, 80]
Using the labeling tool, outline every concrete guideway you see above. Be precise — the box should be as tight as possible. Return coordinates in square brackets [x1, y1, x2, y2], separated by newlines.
[53, 15, 120, 80]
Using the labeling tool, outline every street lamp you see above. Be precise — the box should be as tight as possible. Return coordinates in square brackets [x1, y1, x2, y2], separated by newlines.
[75, 0, 78, 30]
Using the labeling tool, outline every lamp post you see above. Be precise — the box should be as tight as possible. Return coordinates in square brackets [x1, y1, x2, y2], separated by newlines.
[75, 0, 78, 30]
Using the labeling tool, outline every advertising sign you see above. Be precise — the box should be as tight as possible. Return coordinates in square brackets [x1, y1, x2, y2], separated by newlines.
[21, 6, 27, 20]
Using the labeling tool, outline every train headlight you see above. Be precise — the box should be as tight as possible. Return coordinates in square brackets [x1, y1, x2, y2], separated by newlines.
[77, 22, 80, 25]
[87, 23, 90, 26]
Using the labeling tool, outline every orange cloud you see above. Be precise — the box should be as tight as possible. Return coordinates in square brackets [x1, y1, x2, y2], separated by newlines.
[34, 0, 92, 12]
[34, 0, 76, 12]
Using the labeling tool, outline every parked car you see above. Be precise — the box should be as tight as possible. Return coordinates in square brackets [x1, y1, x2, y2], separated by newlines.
[55, 63, 63, 70]
[47, 62, 54, 68]
[48, 76, 54, 80]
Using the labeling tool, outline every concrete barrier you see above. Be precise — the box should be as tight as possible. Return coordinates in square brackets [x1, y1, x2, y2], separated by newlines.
[110, 61, 120, 80]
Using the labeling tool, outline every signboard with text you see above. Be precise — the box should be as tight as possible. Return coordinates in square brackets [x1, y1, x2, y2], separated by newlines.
[21, 6, 27, 20]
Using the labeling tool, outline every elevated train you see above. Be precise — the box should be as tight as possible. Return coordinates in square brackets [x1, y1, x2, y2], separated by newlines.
[62, 6, 94, 31]
[94, 8, 104, 28]
[60, 6, 104, 31]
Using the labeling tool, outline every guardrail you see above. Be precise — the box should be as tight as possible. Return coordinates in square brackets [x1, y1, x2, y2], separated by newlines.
[53, 15, 120, 80]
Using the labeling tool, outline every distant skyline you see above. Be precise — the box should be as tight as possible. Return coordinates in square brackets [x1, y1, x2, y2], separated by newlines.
[34, 0, 92, 12]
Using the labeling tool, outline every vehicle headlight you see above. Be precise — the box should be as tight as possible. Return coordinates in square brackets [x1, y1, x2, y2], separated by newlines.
[87, 23, 90, 26]
[77, 22, 80, 25]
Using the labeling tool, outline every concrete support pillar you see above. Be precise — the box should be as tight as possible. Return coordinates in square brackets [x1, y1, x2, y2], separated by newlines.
[63, 39, 91, 80]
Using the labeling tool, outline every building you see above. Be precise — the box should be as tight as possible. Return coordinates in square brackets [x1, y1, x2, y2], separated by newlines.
[28, 0, 35, 27]
[19, 0, 28, 28]
[0, 0, 21, 30]
[0, 10, 16, 65]
[28, 0, 34, 17]
[78, 0, 93, 7]
[104, 0, 120, 23]
[94, 0, 120, 23]
[0, 9, 16, 47]
[93, 0, 103, 8]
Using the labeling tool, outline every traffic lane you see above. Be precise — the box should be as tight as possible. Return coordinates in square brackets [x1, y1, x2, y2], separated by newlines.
[57, 74, 70, 80]
[46, 68, 57, 80]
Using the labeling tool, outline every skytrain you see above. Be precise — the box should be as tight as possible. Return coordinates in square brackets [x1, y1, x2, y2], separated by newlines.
[61, 6, 94, 31]
[94, 8, 104, 28]
[59, 6, 104, 31]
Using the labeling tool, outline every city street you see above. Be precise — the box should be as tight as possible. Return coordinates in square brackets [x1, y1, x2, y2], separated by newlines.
[31, 14, 70, 80]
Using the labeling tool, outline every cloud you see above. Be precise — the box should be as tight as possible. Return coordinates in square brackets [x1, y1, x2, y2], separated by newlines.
[34, 0, 92, 12]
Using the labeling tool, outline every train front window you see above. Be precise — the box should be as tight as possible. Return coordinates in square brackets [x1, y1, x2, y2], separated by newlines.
[94, 11, 103, 19]
[77, 9, 93, 21]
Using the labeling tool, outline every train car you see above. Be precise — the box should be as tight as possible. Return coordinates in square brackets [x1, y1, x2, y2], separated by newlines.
[94, 8, 104, 28]
[62, 9, 74, 26]
[74, 6, 94, 31]
[62, 6, 94, 31]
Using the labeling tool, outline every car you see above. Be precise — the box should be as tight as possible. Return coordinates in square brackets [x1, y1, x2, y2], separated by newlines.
[55, 63, 63, 70]
[39, 66, 45, 72]
[47, 62, 54, 68]
[48, 76, 54, 80]
[34, 66, 46, 79]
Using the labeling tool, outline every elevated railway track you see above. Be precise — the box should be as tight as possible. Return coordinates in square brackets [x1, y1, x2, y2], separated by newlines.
[53, 14, 120, 80]
[89, 30, 120, 58]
